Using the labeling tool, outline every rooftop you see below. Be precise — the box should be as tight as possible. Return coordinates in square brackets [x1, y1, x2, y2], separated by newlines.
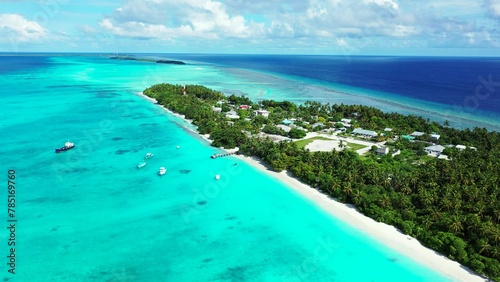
[352, 128, 378, 137]
[424, 144, 445, 152]
[410, 131, 425, 137]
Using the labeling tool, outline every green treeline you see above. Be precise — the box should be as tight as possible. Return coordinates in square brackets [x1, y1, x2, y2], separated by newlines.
[144, 83, 500, 281]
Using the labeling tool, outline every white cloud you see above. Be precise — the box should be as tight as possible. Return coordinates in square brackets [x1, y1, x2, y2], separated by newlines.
[94, 0, 499, 52]
[363, 0, 399, 10]
[484, 0, 500, 20]
[100, 0, 259, 41]
[0, 14, 47, 42]
[335, 38, 348, 47]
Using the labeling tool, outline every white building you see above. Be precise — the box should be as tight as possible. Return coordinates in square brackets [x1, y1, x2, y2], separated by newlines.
[424, 145, 445, 156]
[352, 128, 378, 138]
[277, 124, 292, 133]
[376, 146, 389, 155]
[410, 131, 425, 137]
[253, 110, 270, 118]
[226, 110, 240, 119]
[430, 134, 441, 140]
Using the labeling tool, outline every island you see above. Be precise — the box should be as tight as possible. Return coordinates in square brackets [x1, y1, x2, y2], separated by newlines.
[110, 56, 185, 65]
[143, 83, 500, 282]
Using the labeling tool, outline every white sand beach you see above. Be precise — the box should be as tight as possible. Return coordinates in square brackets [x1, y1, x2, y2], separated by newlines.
[138, 91, 486, 282]
[233, 154, 486, 282]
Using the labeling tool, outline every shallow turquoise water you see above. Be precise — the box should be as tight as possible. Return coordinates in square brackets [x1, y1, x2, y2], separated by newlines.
[1, 56, 454, 281]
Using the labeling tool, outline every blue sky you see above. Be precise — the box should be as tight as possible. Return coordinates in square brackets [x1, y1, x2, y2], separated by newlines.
[0, 0, 499, 55]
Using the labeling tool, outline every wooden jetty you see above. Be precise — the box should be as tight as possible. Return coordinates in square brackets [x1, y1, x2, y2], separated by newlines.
[210, 152, 235, 159]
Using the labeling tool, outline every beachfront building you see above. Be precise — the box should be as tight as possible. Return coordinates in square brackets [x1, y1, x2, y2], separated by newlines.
[424, 145, 445, 156]
[352, 128, 378, 138]
[253, 109, 270, 118]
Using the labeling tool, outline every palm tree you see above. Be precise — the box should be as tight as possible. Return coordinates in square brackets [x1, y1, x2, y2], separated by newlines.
[352, 189, 364, 206]
[449, 215, 464, 234]
[342, 183, 353, 197]
[421, 216, 434, 229]
[400, 184, 412, 195]
[428, 206, 442, 221]
[490, 246, 500, 260]
[378, 195, 391, 209]
[488, 227, 500, 244]
[477, 239, 491, 255]
[441, 197, 454, 211]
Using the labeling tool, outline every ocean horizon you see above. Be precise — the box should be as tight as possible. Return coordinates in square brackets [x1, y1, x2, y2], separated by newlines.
[0, 54, 491, 281]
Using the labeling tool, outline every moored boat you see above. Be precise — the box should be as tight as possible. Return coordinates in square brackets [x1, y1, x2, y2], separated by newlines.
[137, 162, 147, 169]
[158, 167, 167, 176]
[55, 141, 75, 153]
[145, 152, 154, 159]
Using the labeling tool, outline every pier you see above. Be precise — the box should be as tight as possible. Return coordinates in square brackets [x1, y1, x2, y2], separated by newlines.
[210, 152, 235, 159]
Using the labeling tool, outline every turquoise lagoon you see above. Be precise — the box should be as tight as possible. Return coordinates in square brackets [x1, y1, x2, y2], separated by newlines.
[0, 55, 458, 281]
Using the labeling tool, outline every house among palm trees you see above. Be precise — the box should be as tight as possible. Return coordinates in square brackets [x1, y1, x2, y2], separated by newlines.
[430, 133, 441, 140]
[253, 109, 270, 118]
[424, 144, 445, 156]
[352, 128, 378, 138]
[410, 131, 425, 137]
[376, 146, 389, 155]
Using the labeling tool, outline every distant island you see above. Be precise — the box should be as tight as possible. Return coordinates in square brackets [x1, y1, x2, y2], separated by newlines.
[110, 56, 185, 65]
[143, 83, 500, 282]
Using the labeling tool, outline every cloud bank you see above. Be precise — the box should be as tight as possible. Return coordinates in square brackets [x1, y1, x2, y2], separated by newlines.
[0, 14, 47, 42]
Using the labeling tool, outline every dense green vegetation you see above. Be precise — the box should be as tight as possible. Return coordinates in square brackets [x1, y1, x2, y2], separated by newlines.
[144, 83, 500, 281]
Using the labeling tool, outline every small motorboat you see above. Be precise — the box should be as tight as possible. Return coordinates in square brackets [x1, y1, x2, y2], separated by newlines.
[215, 174, 220, 180]
[55, 141, 75, 153]
[145, 152, 154, 159]
[137, 162, 147, 169]
[158, 167, 167, 176]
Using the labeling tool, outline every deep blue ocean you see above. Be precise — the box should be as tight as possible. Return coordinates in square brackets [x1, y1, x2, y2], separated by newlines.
[153, 54, 500, 130]
[0, 54, 491, 281]
[162, 54, 500, 112]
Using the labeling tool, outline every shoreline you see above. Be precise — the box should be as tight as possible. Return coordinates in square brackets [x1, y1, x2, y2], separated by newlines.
[233, 155, 485, 282]
[137, 91, 486, 282]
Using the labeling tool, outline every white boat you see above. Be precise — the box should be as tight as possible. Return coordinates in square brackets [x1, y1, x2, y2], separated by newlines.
[158, 167, 167, 176]
[145, 152, 154, 159]
[215, 174, 220, 180]
[137, 162, 146, 169]
[55, 141, 75, 153]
